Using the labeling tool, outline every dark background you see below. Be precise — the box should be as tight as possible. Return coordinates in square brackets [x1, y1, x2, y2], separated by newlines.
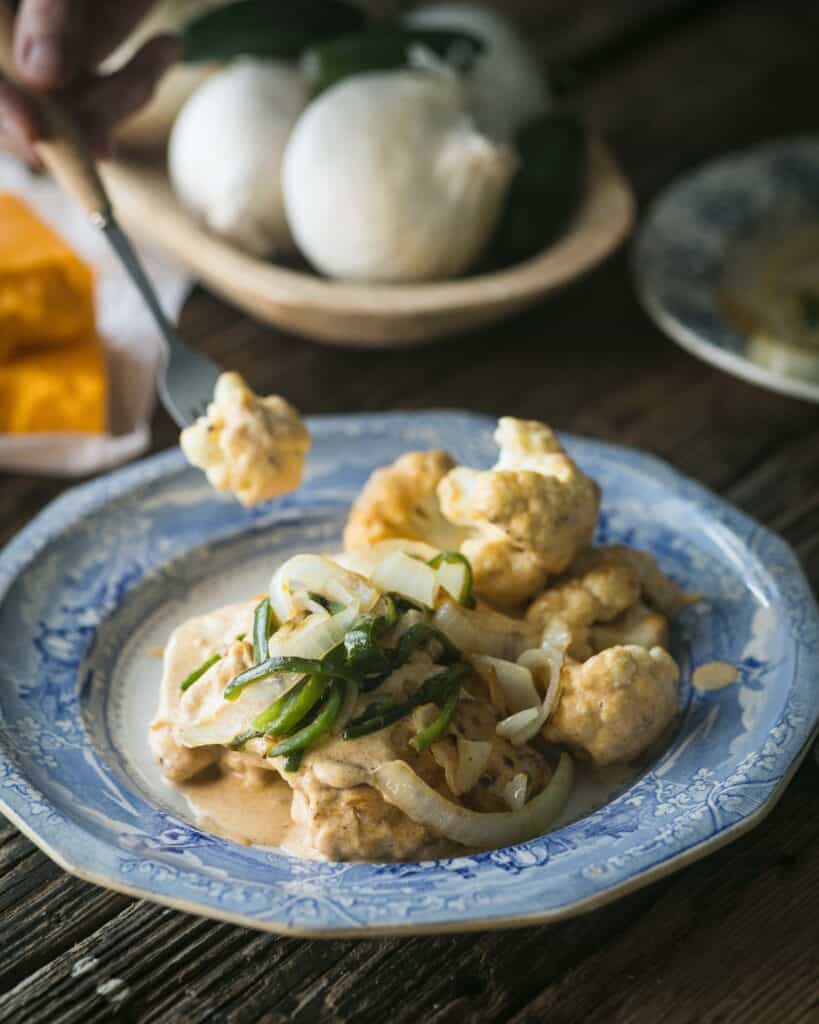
[2, 1, 819, 1021]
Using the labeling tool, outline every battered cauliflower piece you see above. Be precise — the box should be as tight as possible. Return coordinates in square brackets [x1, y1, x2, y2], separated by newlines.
[180, 372, 310, 507]
[545, 644, 680, 766]
[344, 418, 600, 610]
[588, 601, 669, 653]
[569, 545, 696, 618]
[438, 418, 600, 608]
[343, 449, 465, 551]
[526, 560, 641, 658]
[527, 545, 694, 657]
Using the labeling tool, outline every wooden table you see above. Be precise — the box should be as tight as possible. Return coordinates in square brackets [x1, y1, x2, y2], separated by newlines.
[2, 1, 819, 1021]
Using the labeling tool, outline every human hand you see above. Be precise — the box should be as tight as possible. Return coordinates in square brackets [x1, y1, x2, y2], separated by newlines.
[0, 0, 179, 164]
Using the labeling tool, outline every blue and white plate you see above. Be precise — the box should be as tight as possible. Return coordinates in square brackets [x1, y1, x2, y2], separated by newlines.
[634, 136, 819, 404]
[0, 411, 817, 936]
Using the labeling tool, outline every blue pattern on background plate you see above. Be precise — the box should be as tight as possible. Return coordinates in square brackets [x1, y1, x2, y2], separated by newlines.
[634, 136, 819, 404]
[0, 411, 817, 936]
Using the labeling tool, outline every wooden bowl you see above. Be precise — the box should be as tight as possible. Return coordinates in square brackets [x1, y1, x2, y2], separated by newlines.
[101, 138, 634, 349]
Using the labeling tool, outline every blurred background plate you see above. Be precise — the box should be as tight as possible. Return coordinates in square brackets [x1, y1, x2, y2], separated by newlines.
[634, 136, 819, 404]
[101, 138, 633, 349]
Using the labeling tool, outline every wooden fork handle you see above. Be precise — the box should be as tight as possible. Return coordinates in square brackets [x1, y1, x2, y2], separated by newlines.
[0, 2, 112, 218]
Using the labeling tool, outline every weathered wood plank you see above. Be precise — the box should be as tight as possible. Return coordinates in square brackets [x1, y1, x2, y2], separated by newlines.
[0, 875, 131, 995]
[502, 764, 819, 1024]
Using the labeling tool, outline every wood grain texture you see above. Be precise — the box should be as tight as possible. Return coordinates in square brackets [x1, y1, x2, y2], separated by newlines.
[1, 0, 819, 1021]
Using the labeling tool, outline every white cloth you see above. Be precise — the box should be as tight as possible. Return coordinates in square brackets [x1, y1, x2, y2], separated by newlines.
[0, 156, 192, 476]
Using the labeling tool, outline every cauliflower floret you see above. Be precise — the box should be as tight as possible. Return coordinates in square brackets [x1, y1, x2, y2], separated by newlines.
[526, 560, 641, 658]
[180, 372, 310, 507]
[343, 418, 600, 610]
[569, 545, 696, 618]
[343, 449, 465, 550]
[438, 418, 600, 608]
[588, 601, 669, 653]
[545, 644, 679, 766]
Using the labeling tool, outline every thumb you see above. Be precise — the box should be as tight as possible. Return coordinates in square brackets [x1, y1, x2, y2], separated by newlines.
[14, 0, 87, 90]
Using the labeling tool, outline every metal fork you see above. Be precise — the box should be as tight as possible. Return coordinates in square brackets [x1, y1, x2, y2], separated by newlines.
[102, 218, 221, 426]
[0, 6, 220, 428]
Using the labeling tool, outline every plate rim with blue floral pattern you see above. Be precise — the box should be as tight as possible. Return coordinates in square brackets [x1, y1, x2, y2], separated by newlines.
[0, 410, 817, 937]
[633, 135, 819, 404]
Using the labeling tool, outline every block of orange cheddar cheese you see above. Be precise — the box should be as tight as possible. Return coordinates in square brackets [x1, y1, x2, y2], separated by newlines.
[0, 193, 96, 361]
[0, 331, 107, 434]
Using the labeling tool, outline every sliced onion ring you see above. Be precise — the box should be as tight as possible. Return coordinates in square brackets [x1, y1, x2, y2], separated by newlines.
[370, 551, 438, 608]
[472, 655, 539, 713]
[433, 599, 536, 660]
[372, 753, 573, 849]
[269, 554, 379, 622]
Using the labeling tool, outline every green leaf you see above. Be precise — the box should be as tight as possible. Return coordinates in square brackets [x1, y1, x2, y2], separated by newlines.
[182, 0, 366, 63]
[486, 111, 587, 269]
[305, 27, 483, 95]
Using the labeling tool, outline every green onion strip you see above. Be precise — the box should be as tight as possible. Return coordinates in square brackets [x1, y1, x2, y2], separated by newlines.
[179, 652, 221, 693]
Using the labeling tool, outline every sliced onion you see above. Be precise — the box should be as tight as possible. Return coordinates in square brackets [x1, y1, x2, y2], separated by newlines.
[496, 707, 539, 743]
[178, 671, 303, 748]
[434, 558, 469, 604]
[333, 539, 440, 577]
[388, 608, 428, 642]
[454, 738, 492, 795]
[370, 551, 438, 608]
[372, 753, 573, 849]
[269, 554, 379, 622]
[433, 599, 536, 660]
[503, 772, 528, 811]
[178, 605, 359, 748]
[472, 655, 538, 713]
[513, 618, 572, 743]
[268, 604, 359, 660]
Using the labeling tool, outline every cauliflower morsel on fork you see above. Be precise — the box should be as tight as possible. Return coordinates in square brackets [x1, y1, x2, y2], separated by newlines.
[344, 417, 600, 609]
[180, 372, 310, 507]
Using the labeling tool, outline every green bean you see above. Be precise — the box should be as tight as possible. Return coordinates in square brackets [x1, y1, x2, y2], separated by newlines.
[343, 664, 469, 740]
[225, 650, 364, 700]
[259, 675, 326, 736]
[227, 727, 262, 751]
[267, 680, 344, 758]
[343, 702, 415, 739]
[394, 623, 460, 668]
[410, 683, 461, 753]
[344, 610, 393, 678]
[224, 656, 325, 700]
[252, 597, 273, 664]
[284, 750, 304, 772]
[179, 652, 221, 693]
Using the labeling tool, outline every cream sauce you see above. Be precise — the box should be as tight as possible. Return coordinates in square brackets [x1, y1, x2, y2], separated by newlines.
[174, 758, 318, 859]
[151, 601, 320, 857]
[692, 660, 738, 691]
